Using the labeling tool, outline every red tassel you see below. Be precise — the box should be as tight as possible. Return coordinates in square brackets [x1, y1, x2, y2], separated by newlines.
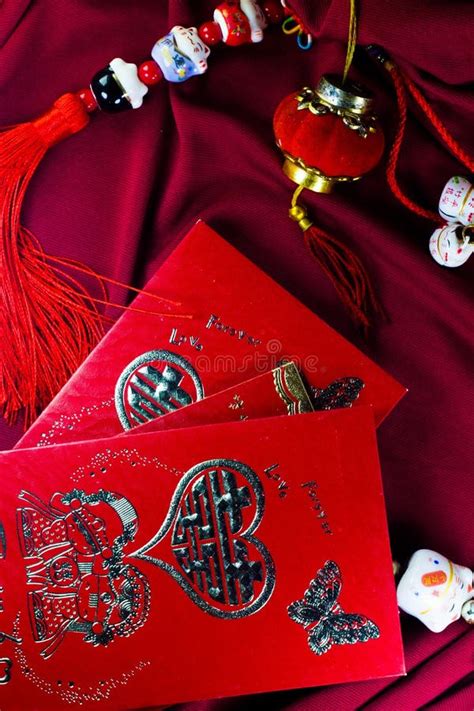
[0, 93, 102, 426]
[304, 225, 382, 336]
[289, 200, 382, 336]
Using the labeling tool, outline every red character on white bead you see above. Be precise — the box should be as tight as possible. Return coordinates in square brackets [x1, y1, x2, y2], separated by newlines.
[397, 549, 473, 632]
[173, 26, 211, 74]
[429, 224, 473, 267]
[439, 176, 474, 225]
[214, 0, 266, 46]
[241, 0, 268, 41]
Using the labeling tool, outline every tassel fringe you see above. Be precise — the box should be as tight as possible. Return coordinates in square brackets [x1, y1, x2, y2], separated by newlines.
[289, 187, 382, 336]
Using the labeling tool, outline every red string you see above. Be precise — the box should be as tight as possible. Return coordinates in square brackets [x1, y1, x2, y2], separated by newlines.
[384, 56, 474, 222]
[402, 73, 474, 174]
[38, 256, 193, 321]
[303, 224, 383, 337]
[385, 62, 441, 222]
[30, 245, 182, 308]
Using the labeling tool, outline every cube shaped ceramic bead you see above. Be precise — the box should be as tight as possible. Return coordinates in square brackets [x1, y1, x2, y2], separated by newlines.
[152, 27, 210, 83]
[439, 176, 474, 225]
[429, 224, 473, 267]
[397, 549, 473, 632]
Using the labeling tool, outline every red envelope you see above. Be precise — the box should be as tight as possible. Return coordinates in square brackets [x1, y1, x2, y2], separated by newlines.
[17, 221, 405, 449]
[0, 409, 404, 709]
[130, 362, 313, 436]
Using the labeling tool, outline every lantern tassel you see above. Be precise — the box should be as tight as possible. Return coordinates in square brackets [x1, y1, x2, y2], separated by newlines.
[0, 92, 101, 426]
[289, 188, 383, 335]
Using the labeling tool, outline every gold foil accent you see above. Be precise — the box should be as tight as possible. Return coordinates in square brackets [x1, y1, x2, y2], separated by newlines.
[296, 84, 378, 138]
[283, 153, 360, 194]
[273, 362, 314, 415]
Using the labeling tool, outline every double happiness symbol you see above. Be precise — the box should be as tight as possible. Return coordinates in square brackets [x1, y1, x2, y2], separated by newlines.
[115, 350, 204, 429]
[17, 459, 275, 657]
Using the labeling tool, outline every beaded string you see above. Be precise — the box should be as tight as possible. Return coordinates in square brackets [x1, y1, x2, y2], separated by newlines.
[76, 2, 285, 115]
[0, 0, 285, 425]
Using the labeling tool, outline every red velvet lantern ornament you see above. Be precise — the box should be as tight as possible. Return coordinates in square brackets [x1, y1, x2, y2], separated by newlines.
[273, 76, 385, 332]
[274, 76, 385, 193]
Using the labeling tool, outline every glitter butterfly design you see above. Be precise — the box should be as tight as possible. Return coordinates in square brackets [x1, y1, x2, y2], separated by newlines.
[311, 377, 364, 411]
[288, 561, 380, 656]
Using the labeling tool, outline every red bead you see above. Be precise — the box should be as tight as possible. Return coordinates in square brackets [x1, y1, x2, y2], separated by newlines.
[138, 59, 163, 86]
[77, 87, 98, 113]
[261, 0, 284, 24]
[198, 20, 223, 46]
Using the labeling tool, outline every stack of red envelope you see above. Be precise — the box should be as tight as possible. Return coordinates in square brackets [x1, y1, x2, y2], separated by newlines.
[0, 221, 407, 709]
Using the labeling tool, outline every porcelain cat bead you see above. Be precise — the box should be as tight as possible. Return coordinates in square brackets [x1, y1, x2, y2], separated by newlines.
[429, 224, 473, 267]
[173, 26, 210, 74]
[430, 176, 474, 266]
[397, 549, 473, 632]
[214, 0, 267, 46]
[152, 26, 210, 83]
[241, 0, 267, 42]
[439, 176, 474, 225]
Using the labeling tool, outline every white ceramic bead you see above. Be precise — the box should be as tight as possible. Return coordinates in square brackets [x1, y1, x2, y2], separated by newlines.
[151, 27, 210, 83]
[173, 26, 210, 74]
[461, 599, 474, 624]
[439, 176, 474, 225]
[214, 1, 266, 45]
[397, 549, 473, 633]
[109, 58, 148, 109]
[429, 224, 473, 267]
[241, 0, 268, 42]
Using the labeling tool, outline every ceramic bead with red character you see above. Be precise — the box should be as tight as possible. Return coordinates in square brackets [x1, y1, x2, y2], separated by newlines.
[429, 224, 473, 267]
[430, 176, 474, 266]
[397, 549, 473, 632]
[214, 0, 267, 46]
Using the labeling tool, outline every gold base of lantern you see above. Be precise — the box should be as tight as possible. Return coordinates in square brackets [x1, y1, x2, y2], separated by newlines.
[282, 154, 360, 194]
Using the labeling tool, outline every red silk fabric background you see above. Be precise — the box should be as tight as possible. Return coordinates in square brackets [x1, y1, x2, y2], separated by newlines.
[0, 1, 472, 709]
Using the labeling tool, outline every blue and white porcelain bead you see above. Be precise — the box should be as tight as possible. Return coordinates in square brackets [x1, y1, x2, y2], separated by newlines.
[151, 26, 210, 83]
